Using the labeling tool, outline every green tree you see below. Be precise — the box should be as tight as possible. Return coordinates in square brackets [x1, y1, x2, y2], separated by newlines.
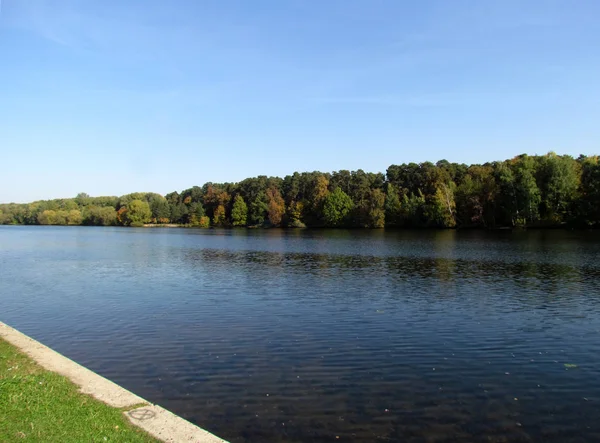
[0, 209, 14, 224]
[150, 197, 171, 223]
[367, 188, 385, 228]
[286, 200, 305, 228]
[455, 165, 496, 228]
[494, 162, 518, 226]
[399, 191, 427, 227]
[513, 155, 541, 225]
[62, 200, 79, 211]
[323, 188, 354, 227]
[123, 200, 151, 226]
[538, 153, 579, 222]
[577, 156, 600, 225]
[22, 203, 42, 225]
[385, 183, 402, 227]
[55, 211, 68, 225]
[311, 175, 330, 211]
[118, 193, 147, 209]
[282, 172, 302, 206]
[249, 191, 269, 226]
[304, 174, 330, 225]
[231, 195, 248, 226]
[170, 203, 188, 224]
[188, 202, 205, 225]
[38, 210, 57, 225]
[75, 192, 91, 206]
[89, 196, 118, 208]
[83, 206, 117, 226]
[66, 209, 83, 225]
[426, 183, 456, 228]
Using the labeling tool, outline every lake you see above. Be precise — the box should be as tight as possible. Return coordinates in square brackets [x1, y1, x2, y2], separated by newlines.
[1, 226, 600, 442]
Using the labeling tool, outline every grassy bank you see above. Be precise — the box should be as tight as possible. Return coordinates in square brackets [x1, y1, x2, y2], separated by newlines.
[0, 338, 157, 443]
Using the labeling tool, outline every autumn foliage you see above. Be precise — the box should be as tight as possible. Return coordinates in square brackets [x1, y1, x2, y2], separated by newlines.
[2, 153, 599, 229]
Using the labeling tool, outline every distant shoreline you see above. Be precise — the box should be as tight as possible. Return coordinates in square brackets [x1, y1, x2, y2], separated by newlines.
[2, 223, 597, 231]
[1, 153, 599, 230]
[142, 223, 182, 228]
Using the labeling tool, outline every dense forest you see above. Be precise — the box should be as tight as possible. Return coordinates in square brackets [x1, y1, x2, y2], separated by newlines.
[1, 153, 599, 229]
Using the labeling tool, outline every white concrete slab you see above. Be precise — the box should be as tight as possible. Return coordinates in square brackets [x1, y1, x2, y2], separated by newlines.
[127, 405, 227, 443]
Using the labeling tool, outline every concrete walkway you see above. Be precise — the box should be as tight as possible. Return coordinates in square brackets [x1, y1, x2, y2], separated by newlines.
[0, 322, 228, 443]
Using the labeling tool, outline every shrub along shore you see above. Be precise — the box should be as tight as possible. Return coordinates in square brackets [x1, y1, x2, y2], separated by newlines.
[1, 152, 599, 229]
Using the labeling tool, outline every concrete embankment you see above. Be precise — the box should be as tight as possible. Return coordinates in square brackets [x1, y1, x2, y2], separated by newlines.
[0, 322, 227, 443]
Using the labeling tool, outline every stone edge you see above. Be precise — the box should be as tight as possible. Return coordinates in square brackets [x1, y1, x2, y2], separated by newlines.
[0, 321, 227, 443]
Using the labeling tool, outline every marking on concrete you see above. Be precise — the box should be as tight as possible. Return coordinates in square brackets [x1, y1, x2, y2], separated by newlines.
[127, 405, 227, 443]
[0, 322, 228, 443]
[130, 408, 157, 421]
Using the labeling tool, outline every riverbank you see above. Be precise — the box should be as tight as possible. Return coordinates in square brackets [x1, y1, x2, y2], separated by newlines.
[0, 322, 226, 443]
[3, 222, 597, 230]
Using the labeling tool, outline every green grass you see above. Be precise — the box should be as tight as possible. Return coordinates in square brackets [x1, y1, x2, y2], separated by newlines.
[0, 339, 159, 442]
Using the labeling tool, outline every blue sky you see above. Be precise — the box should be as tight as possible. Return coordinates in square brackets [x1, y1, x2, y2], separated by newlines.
[1, 0, 599, 202]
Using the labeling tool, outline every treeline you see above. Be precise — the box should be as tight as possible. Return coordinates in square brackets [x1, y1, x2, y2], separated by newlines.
[1, 152, 599, 229]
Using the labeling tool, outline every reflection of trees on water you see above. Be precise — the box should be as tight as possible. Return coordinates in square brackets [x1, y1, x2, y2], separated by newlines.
[161, 232, 600, 443]
[181, 245, 598, 299]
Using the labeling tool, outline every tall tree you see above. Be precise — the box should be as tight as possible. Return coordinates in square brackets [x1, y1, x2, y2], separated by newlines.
[384, 183, 402, 227]
[249, 191, 269, 226]
[266, 188, 285, 226]
[189, 202, 205, 226]
[399, 191, 427, 227]
[577, 156, 600, 225]
[537, 153, 579, 223]
[212, 205, 227, 227]
[38, 210, 58, 225]
[367, 188, 386, 228]
[121, 200, 152, 226]
[150, 197, 171, 223]
[83, 206, 117, 226]
[66, 210, 83, 225]
[323, 188, 354, 227]
[513, 155, 541, 225]
[286, 200, 305, 227]
[426, 184, 457, 228]
[231, 195, 248, 227]
[305, 174, 330, 225]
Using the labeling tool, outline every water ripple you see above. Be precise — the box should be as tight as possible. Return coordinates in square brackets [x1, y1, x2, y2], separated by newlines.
[2, 226, 600, 442]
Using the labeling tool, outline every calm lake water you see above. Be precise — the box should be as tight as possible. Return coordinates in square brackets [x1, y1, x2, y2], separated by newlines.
[2, 226, 600, 442]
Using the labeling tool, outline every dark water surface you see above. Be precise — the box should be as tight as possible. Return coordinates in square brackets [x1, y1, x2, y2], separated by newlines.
[2, 226, 600, 442]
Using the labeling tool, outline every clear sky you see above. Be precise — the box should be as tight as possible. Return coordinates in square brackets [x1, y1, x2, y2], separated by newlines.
[1, 0, 599, 203]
